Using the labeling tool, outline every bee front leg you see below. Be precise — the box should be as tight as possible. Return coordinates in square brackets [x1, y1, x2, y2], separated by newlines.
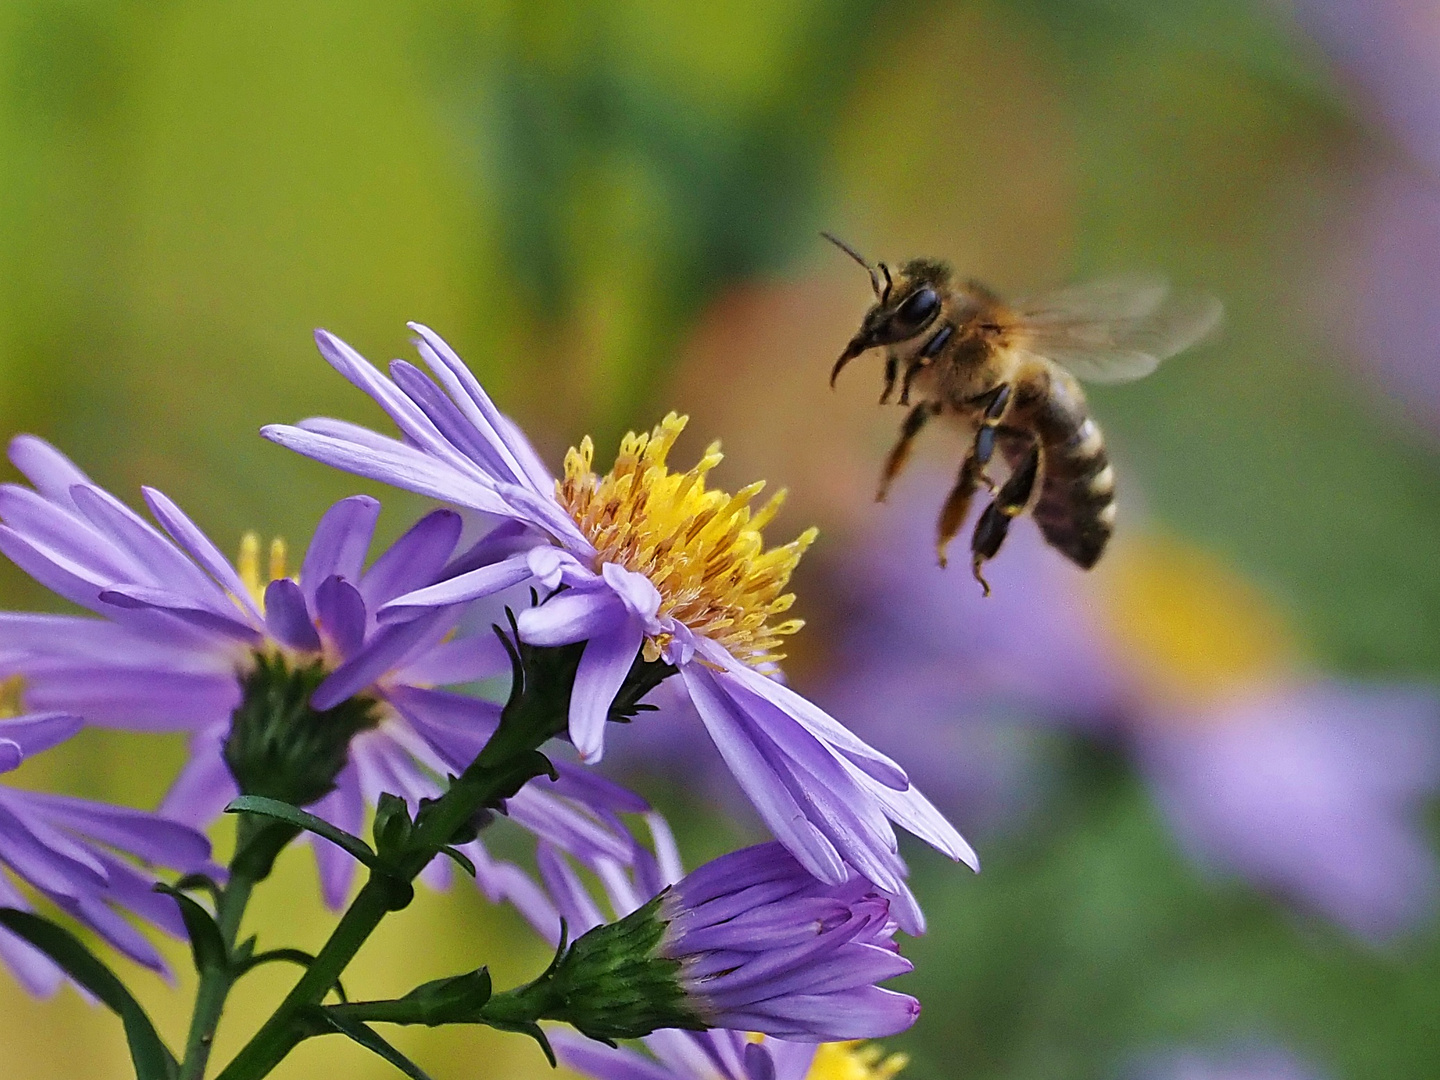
[898, 358, 929, 406]
[970, 440, 1040, 596]
[879, 355, 899, 404]
[878, 401, 941, 501]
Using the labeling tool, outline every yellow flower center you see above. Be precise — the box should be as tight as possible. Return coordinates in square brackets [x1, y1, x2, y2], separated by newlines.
[556, 413, 816, 667]
[0, 674, 27, 719]
[1099, 533, 1299, 709]
[805, 1042, 909, 1080]
[236, 532, 290, 611]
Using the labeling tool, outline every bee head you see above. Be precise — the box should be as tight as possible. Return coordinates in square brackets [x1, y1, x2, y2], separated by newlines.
[823, 235, 951, 386]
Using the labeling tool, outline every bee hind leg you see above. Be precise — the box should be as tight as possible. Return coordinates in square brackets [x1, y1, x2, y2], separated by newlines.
[935, 453, 987, 567]
[878, 401, 941, 502]
[970, 441, 1040, 596]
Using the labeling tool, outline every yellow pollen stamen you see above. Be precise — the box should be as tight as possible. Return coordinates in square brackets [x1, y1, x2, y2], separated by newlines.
[1099, 533, 1299, 710]
[236, 532, 290, 612]
[0, 674, 27, 720]
[806, 1041, 909, 1080]
[556, 413, 816, 668]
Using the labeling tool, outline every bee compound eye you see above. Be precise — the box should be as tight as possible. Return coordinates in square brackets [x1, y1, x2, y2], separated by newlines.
[897, 287, 939, 326]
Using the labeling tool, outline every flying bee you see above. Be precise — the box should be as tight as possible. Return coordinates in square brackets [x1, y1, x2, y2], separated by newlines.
[824, 233, 1222, 594]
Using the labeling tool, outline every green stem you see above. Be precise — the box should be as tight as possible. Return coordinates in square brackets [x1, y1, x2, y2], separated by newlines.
[177, 814, 264, 1080]
[215, 703, 564, 1080]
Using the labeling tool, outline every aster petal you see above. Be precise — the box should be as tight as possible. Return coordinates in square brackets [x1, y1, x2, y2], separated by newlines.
[717, 648, 908, 791]
[26, 668, 238, 732]
[857, 765, 980, 872]
[358, 509, 463, 609]
[410, 322, 557, 493]
[0, 713, 83, 758]
[466, 842, 562, 942]
[160, 728, 238, 825]
[311, 330, 470, 465]
[516, 587, 624, 647]
[720, 985, 919, 1041]
[69, 485, 223, 606]
[261, 424, 514, 517]
[682, 664, 845, 885]
[308, 767, 365, 909]
[315, 576, 368, 658]
[299, 496, 380, 608]
[0, 878, 64, 996]
[62, 892, 168, 974]
[0, 521, 119, 612]
[536, 844, 608, 934]
[263, 578, 322, 652]
[8, 436, 89, 509]
[0, 798, 107, 897]
[312, 608, 450, 710]
[384, 685, 501, 768]
[20, 792, 211, 869]
[143, 487, 264, 622]
[99, 585, 263, 644]
[601, 563, 662, 625]
[380, 552, 535, 619]
[0, 486, 143, 583]
[390, 632, 510, 686]
[551, 1032, 679, 1080]
[570, 621, 645, 762]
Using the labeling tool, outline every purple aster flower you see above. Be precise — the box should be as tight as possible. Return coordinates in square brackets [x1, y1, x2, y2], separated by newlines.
[0, 711, 213, 994]
[516, 807, 918, 1043]
[811, 470, 1440, 941]
[261, 324, 976, 930]
[0, 436, 526, 906]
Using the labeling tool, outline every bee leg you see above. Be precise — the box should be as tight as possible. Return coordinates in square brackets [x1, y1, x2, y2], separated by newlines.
[878, 355, 899, 404]
[878, 401, 940, 502]
[970, 441, 1041, 596]
[898, 358, 929, 406]
[935, 452, 989, 567]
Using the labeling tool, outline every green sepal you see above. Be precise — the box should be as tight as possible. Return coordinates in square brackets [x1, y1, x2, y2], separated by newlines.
[302, 1008, 435, 1080]
[153, 883, 228, 973]
[231, 948, 348, 1002]
[481, 1016, 556, 1068]
[0, 907, 178, 1080]
[225, 795, 378, 868]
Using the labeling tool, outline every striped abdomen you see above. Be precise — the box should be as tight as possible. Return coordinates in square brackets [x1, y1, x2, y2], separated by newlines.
[1018, 369, 1116, 569]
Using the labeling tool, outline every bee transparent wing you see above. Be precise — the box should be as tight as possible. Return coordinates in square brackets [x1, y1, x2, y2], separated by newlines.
[1012, 275, 1222, 384]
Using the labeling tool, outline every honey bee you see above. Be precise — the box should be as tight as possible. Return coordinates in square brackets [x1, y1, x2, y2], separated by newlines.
[824, 233, 1221, 594]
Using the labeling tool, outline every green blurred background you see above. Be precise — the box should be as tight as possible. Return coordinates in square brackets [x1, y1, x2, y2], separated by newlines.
[1, 1, 1438, 1077]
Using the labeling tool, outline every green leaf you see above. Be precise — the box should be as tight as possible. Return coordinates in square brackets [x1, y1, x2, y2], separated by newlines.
[171, 873, 223, 907]
[153, 884, 227, 973]
[438, 845, 477, 878]
[225, 795, 377, 868]
[306, 1009, 435, 1080]
[233, 948, 348, 1002]
[0, 908, 177, 1080]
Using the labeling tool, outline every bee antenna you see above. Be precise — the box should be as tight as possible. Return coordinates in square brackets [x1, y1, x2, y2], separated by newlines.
[821, 231, 882, 298]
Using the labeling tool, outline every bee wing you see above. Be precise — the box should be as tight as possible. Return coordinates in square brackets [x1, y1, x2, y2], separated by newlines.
[1012, 275, 1222, 384]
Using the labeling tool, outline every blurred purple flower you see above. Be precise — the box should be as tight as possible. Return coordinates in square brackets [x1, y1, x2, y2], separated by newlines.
[1131, 1044, 1325, 1080]
[0, 712, 212, 995]
[554, 1029, 908, 1080]
[0, 437, 525, 906]
[1290, 2, 1440, 433]
[813, 471, 1440, 941]
[262, 324, 977, 930]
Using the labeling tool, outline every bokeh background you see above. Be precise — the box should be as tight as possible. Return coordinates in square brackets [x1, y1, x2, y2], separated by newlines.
[1, 1, 1439, 1077]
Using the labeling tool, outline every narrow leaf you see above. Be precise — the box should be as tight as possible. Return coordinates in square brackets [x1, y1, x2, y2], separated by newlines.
[233, 948, 348, 1002]
[0, 908, 177, 1080]
[225, 795, 377, 867]
[308, 1009, 435, 1080]
[153, 884, 227, 972]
